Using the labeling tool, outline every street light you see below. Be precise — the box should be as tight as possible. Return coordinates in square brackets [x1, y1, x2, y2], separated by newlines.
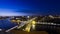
[11, 19, 21, 25]
[27, 16, 30, 18]
[11, 20, 16, 23]
[31, 20, 36, 30]
[16, 19, 21, 25]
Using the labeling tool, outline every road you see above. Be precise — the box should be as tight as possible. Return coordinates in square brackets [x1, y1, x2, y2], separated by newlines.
[5, 17, 37, 32]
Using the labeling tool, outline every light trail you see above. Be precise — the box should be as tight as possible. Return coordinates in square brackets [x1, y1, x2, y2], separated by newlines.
[5, 17, 37, 32]
[37, 22, 60, 25]
[17, 17, 37, 29]
[23, 17, 37, 32]
[5, 25, 18, 32]
[24, 23, 32, 32]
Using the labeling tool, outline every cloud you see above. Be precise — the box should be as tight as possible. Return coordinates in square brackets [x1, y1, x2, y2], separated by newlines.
[0, 8, 38, 16]
[0, 9, 28, 16]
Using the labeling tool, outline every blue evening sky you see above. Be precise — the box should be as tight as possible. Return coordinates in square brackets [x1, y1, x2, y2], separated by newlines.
[0, 0, 60, 16]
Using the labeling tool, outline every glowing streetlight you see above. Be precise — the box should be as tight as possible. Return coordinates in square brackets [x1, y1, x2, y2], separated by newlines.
[16, 20, 21, 25]
[11, 20, 16, 23]
[27, 16, 30, 18]
[31, 21, 36, 30]
[31, 21, 36, 25]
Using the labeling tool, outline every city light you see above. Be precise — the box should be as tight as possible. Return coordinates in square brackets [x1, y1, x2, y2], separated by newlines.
[16, 20, 21, 24]
[25, 26, 31, 32]
[11, 20, 16, 22]
[0, 29, 2, 31]
[24, 23, 31, 32]
[31, 20, 36, 25]
[0, 16, 60, 33]
[27, 16, 30, 18]
[32, 25, 35, 30]
[31, 20, 36, 30]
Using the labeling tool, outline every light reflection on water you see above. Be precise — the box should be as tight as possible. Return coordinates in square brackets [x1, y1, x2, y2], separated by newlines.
[0, 18, 17, 30]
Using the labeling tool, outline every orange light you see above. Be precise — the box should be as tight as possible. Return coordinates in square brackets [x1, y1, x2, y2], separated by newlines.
[16, 20, 21, 24]
[11, 20, 16, 22]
